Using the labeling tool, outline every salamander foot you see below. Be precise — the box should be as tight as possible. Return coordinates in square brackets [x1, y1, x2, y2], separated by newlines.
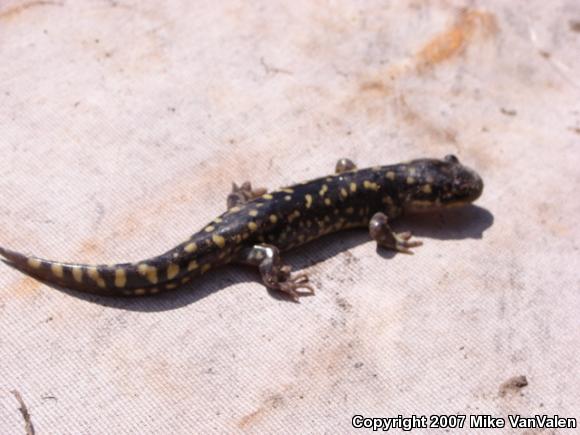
[236, 244, 315, 301]
[335, 158, 357, 174]
[227, 181, 267, 208]
[369, 212, 423, 254]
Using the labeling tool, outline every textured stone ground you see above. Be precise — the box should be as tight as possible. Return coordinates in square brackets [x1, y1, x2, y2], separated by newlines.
[1, 1, 578, 433]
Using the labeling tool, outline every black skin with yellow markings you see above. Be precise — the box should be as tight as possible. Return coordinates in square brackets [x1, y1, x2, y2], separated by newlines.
[0, 155, 483, 301]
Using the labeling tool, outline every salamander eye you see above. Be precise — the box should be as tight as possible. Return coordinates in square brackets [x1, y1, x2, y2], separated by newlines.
[444, 154, 459, 164]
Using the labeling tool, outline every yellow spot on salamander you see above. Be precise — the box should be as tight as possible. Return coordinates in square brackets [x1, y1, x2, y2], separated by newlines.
[167, 263, 180, 280]
[114, 268, 127, 288]
[263, 194, 273, 200]
[187, 260, 198, 271]
[181, 276, 191, 284]
[406, 176, 415, 184]
[166, 283, 177, 290]
[71, 266, 83, 283]
[27, 258, 41, 269]
[346, 207, 354, 214]
[386, 171, 395, 180]
[363, 180, 380, 191]
[282, 188, 294, 193]
[284, 195, 292, 201]
[184, 242, 197, 253]
[340, 188, 348, 198]
[269, 214, 278, 224]
[96, 277, 106, 288]
[288, 210, 300, 222]
[149, 287, 160, 294]
[305, 194, 313, 209]
[201, 264, 211, 274]
[422, 184, 432, 194]
[248, 222, 258, 231]
[214, 217, 223, 223]
[134, 288, 146, 296]
[204, 225, 215, 232]
[87, 267, 99, 280]
[350, 182, 357, 193]
[409, 167, 417, 176]
[324, 198, 332, 206]
[319, 184, 328, 196]
[51, 263, 64, 278]
[212, 234, 226, 248]
[137, 263, 158, 284]
[229, 206, 241, 213]
[249, 210, 258, 217]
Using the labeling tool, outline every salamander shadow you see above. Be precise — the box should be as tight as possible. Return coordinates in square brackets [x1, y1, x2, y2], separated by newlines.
[42, 204, 493, 312]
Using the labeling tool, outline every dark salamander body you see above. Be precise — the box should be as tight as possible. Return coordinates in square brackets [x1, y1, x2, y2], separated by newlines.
[0, 156, 483, 301]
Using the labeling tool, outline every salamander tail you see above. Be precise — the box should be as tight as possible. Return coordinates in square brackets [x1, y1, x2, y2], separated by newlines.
[0, 245, 181, 296]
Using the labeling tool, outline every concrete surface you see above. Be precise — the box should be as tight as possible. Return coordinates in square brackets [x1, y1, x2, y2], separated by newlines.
[0, 0, 579, 434]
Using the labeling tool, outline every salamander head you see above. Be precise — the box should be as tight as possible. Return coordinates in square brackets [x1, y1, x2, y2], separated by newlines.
[402, 155, 483, 213]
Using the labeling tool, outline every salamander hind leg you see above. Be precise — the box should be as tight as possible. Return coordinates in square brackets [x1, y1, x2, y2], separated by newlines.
[369, 212, 422, 254]
[227, 181, 267, 209]
[335, 158, 357, 174]
[236, 244, 315, 302]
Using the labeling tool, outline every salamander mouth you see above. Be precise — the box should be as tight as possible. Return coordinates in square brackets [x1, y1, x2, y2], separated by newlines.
[404, 199, 442, 213]
[405, 197, 477, 213]
[443, 168, 484, 205]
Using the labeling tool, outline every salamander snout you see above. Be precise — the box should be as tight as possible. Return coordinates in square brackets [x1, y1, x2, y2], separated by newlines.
[448, 163, 484, 204]
[403, 155, 484, 212]
[436, 155, 484, 206]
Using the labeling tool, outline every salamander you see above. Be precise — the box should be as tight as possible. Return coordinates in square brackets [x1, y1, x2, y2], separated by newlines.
[0, 155, 483, 301]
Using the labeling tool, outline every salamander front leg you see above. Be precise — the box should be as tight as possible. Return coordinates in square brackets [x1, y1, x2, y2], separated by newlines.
[236, 244, 315, 301]
[227, 181, 267, 209]
[369, 212, 423, 254]
[335, 158, 357, 174]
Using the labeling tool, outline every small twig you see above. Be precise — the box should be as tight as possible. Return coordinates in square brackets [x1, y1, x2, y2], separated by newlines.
[260, 57, 292, 76]
[498, 375, 528, 397]
[11, 390, 35, 435]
